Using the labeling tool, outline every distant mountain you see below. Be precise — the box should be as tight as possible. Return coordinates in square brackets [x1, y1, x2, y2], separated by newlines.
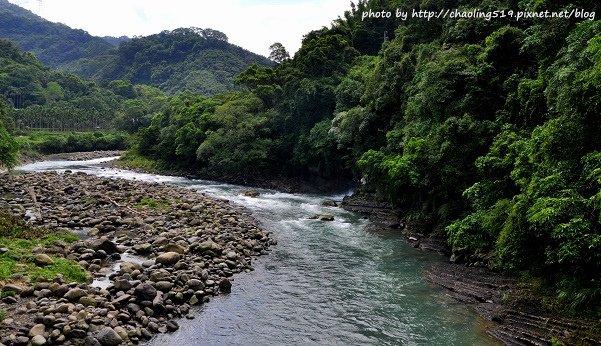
[63, 27, 273, 95]
[0, 0, 271, 95]
[0, 0, 115, 67]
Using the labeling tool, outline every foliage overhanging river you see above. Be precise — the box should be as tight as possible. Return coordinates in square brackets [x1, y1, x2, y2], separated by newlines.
[19, 157, 497, 346]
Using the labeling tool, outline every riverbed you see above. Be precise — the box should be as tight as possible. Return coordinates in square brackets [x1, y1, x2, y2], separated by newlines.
[18, 157, 497, 346]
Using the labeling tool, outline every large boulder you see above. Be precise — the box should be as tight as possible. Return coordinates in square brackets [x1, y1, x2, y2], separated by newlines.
[132, 243, 152, 255]
[89, 238, 120, 254]
[134, 283, 157, 301]
[64, 288, 87, 302]
[34, 254, 54, 266]
[195, 240, 221, 254]
[156, 252, 181, 266]
[28, 324, 45, 337]
[31, 335, 47, 346]
[322, 200, 338, 207]
[96, 327, 123, 346]
[162, 244, 187, 254]
[3, 283, 25, 294]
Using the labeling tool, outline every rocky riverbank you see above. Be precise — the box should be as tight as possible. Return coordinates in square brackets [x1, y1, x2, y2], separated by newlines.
[0, 171, 275, 345]
[341, 192, 450, 254]
[342, 191, 601, 345]
[425, 263, 601, 345]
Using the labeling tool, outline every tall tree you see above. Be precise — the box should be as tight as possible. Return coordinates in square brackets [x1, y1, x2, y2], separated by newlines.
[268, 42, 290, 64]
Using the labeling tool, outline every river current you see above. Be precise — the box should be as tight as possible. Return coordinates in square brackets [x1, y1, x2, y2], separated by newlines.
[18, 157, 496, 346]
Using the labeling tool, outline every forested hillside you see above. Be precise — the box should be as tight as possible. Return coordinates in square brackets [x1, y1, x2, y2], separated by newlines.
[0, 1, 269, 95]
[0, 0, 114, 66]
[63, 28, 273, 95]
[0, 38, 169, 132]
[132, 0, 601, 314]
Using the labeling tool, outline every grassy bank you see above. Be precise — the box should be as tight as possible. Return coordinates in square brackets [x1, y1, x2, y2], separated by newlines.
[116, 150, 160, 172]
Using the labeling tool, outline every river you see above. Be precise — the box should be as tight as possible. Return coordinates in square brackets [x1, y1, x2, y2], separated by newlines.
[18, 157, 496, 346]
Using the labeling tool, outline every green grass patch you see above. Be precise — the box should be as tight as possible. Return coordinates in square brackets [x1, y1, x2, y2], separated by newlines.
[32, 257, 89, 283]
[136, 198, 172, 210]
[0, 237, 89, 284]
[0, 307, 5, 323]
[117, 150, 158, 171]
[0, 210, 89, 284]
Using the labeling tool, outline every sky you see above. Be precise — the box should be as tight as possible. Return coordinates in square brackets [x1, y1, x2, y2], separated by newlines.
[8, 0, 350, 57]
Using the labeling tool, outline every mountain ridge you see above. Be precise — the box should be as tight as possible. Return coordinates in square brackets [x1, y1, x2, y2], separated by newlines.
[0, 0, 272, 95]
[0, 0, 115, 66]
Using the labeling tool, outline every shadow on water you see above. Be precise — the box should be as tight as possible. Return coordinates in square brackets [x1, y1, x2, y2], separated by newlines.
[18, 158, 498, 346]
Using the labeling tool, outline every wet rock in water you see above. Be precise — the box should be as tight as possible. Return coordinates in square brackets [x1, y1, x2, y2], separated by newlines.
[310, 214, 335, 221]
[34, 254, 54, 266]
[96, 327, 123, 346]
[243, 189, 260, 197]
[64, 288, 87, 302]
[165, 320, 179, 332]
[219, 278, 232, 293]
[120, 262, 142, 274]
[156, 252, 181, 265]
[135, 283, 157, 301]
[322, 200, 338, 207]
[89, 238, 120, 254]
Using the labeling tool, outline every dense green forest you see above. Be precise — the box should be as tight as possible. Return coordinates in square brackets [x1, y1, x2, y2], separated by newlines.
[0, 38, 168, 132]
[63, 27, 272, 95]
[0, 0, 116, 67]
[0, 100, 17, 169]
[132, 0, 601, 314]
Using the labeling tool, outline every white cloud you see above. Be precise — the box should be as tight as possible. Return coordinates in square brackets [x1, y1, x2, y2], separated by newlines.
[8, 0, 350, 56]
